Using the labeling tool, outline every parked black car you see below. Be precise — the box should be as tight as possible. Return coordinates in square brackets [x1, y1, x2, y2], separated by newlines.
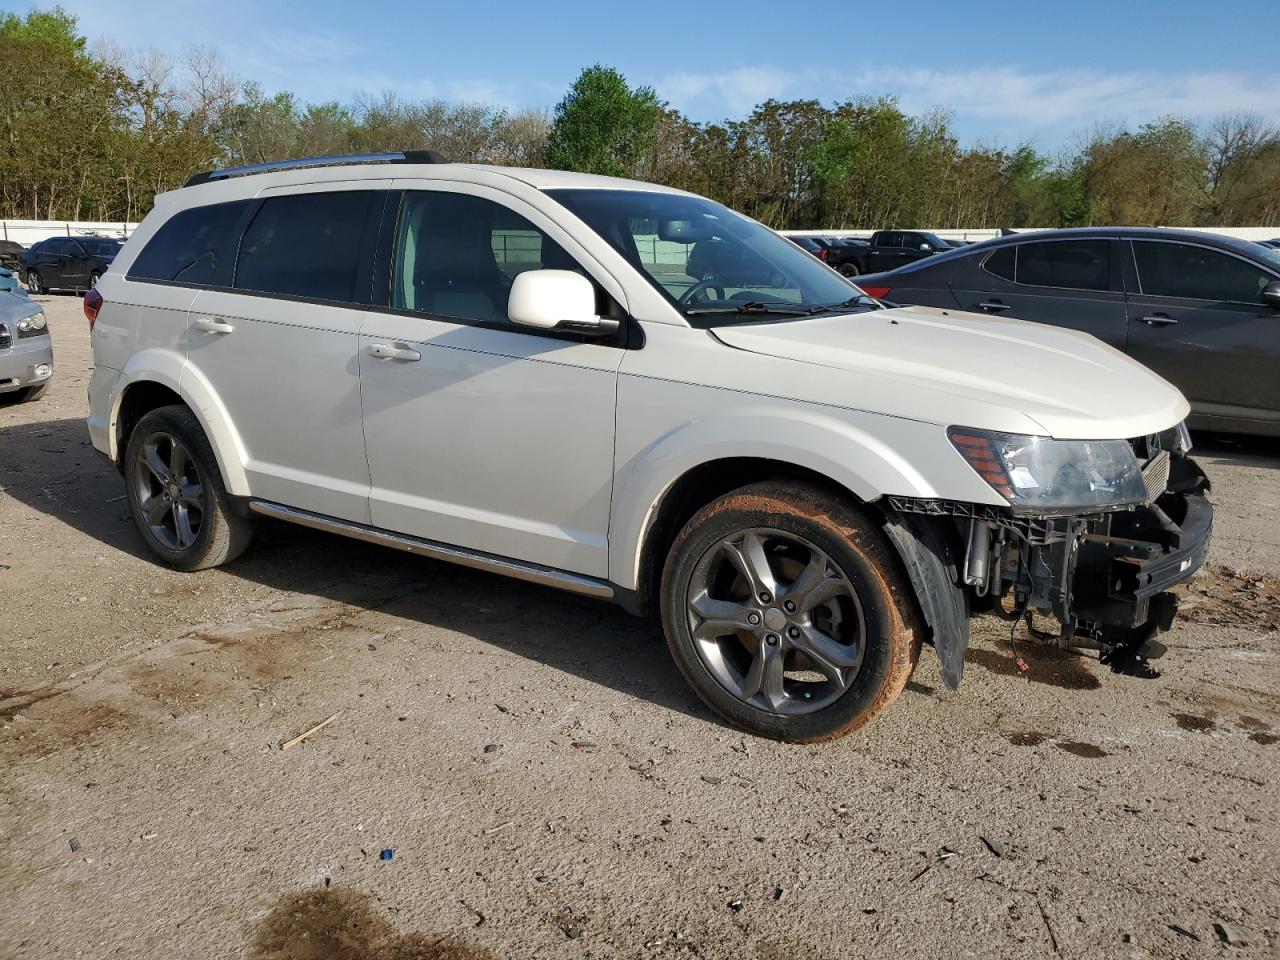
[20, 236, 122, 294]
[0, 239, 24, 272]
[787, 235, 870, 276]
[854, 227, 1280, 436]
[864, 230, 950, 272]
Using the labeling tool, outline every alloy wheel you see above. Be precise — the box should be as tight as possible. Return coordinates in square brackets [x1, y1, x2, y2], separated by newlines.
[685, 527, 865, 715]
[132, 431, 205, 551]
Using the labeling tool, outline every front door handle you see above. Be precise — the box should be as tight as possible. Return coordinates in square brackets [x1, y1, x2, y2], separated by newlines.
[978, 301, 1011, 312]
[1138, 314, 1178, 327]
[367, 342, 421, 362]
[192, 317, 235, 334]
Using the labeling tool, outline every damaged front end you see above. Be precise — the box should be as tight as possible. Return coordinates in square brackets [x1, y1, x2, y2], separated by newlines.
[885, 423, 1212, 688]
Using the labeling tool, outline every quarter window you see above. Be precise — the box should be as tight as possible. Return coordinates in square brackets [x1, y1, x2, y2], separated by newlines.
[1014, 239, 1110, 291]
[234, 191, 375, 302]
[391, 191, 580, 325]
[1132, 241, 1274, 303]
[128, 200, 252, 285]
[982, 246, 1015, 281]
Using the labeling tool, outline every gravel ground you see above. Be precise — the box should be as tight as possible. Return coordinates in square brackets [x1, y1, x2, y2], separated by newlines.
[2, 296, 1278, 960]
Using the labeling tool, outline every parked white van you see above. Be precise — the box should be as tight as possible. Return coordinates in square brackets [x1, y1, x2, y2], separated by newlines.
[86, 152, 1211, 740]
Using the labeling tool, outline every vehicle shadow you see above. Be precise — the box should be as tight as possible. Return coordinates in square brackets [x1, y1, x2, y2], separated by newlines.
[0, 416, 713, 727]
[1192, 430, 1280, 468]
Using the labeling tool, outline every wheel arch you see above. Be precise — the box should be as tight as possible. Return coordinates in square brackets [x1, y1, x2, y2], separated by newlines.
[109, 355, 250, 496]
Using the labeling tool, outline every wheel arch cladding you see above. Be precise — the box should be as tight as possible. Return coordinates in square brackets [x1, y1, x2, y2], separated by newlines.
[881, 511, 970, 689]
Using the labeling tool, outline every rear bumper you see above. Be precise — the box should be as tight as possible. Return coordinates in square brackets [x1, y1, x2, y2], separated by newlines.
[0, 336, 53, 392]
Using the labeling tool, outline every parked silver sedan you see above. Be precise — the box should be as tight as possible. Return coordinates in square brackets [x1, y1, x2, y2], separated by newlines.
[0, 277, 53, 403]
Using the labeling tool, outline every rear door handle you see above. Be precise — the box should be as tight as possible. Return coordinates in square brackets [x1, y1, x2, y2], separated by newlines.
[192, 317, 235, 334]
[978, 301, 1011, 312]
[367, 342, 421, 362]
[1138, 314, 1178, 327]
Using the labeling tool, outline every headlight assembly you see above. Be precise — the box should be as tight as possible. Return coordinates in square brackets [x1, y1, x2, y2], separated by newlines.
[949, 426, 1147, 513]
[16, 312, 48, 339]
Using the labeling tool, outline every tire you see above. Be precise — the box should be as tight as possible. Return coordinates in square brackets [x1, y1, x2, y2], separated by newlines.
[660, 481, 921, 742]
[839, 263, 860, 277]
[25, 270, 43, 295]
[124, 405, 254, 571]
[88, 271, 100, 290]
[19, 383, 47, 403]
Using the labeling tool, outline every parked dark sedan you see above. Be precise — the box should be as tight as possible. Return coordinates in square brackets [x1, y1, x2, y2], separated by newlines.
[854, 227, 1280, 436]
[20, 236, 122, 294]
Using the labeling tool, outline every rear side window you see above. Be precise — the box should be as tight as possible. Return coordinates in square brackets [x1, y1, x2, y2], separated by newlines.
[235, 191, 375, 303]
[1014, 239, 1110, 291]
[1132, 241, 1274, 303]
[875, 232, 900, 247]
[128, 201, 252, 285]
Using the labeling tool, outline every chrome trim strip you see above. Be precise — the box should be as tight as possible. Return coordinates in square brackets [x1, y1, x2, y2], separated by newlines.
[248, 500, 615, 600]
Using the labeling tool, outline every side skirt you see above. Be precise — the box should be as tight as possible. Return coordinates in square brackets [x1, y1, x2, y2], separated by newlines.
[248, 500, 616, 601]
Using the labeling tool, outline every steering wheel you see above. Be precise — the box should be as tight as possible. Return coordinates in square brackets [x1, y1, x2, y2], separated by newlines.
[678, 279, 727, 305]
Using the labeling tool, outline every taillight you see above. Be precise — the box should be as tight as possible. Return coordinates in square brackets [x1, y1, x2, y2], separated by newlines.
[860, 285, 892, 300]
[818, 247, 829, 262]
[84, 287, 103, 329]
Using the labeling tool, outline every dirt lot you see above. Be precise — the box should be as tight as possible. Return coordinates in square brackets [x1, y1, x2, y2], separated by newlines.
[2, 296, 1278, 959]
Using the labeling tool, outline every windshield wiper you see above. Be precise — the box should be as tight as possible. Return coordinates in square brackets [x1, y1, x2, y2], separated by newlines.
[684, 300, 813, 317]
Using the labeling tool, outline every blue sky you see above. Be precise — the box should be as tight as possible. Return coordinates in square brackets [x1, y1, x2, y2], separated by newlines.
[55, 0, 1280, 150]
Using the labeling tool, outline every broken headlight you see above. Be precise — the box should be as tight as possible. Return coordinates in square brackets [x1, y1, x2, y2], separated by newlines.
[949, 427, 1147, 514]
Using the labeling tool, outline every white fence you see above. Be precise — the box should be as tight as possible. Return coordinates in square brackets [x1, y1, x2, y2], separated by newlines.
[1, 220, 139, 247]
[3, 219, 1276, 252]
[780, 226, 1279, 243]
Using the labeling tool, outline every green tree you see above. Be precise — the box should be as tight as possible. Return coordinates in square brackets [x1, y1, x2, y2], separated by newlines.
[545, 65, 660, 178]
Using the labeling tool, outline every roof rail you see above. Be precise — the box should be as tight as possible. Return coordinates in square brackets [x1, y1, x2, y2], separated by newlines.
[184, 149, 447, 187]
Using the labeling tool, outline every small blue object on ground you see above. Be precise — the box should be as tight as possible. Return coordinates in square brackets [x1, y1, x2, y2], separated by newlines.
[379, 848, 394, 861]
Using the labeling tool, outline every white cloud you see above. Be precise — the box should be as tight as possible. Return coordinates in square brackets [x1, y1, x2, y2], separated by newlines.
[655, 64, 1280, 142]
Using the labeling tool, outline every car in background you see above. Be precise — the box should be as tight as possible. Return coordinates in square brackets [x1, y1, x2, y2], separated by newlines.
[853, 227, 1280, 436]
[0, 283, 52, 403]
[787, 235, 870, 276]
[1259, 239, 1280, 250]
[865, 230, 951, 272]
[0, 239, 24, 272]
[20, 235, 122, 294]
[0, 267, 18, 294]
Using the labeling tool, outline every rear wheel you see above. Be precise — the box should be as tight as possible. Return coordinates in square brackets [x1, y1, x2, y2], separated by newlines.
[25, 270, 43, 294]
[124, 405, 254, 571]
[88, 271, 100, 290]
[660, 481, 921, 741]
[839, 262, 860, 277]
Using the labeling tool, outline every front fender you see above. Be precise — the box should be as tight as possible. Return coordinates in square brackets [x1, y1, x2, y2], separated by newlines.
[610, 402, 981, 592]
[107, 350, 250, 496]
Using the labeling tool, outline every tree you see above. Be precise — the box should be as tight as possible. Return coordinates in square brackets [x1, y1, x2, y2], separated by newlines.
[545, 65, 660, 178]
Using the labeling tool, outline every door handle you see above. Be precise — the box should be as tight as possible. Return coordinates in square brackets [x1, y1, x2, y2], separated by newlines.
[367, 342, 421, 362]
[978, 301, 1011, 312]
[193, 317, 235, 334]
[1138, 314, 1178, 327]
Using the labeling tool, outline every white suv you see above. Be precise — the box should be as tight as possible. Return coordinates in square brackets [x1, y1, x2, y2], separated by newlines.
[86, 152, 1212, 741]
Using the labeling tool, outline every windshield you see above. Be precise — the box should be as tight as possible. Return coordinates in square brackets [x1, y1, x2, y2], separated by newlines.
[546, 189, 869, 325]
[80, 238, 121, 256]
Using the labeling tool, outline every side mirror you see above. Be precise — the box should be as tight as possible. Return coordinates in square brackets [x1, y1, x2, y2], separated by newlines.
[508, 269, 619, 336]
[1264, 280, 1280, 308]
[919, 243, 932, 251]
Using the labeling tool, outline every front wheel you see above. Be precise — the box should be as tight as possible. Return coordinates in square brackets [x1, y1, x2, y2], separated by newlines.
[88, 271, 100, 289]
[25, 270, 43, 294]
[124, 405, 254, 571]
[660, 481, 921, 741]
[839, 263, 860, 277]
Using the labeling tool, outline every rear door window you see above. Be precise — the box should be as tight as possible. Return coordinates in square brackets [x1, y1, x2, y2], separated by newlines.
[876, 232, 901, 248]
[1132, 241, 1274, 303]
[234, 191, 376, 303]
[1014, 239, 1111, 291]
[128, 200, 253, 286]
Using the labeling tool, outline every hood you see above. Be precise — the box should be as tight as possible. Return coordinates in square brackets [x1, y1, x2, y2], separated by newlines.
[710, 304, 1190, 440]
